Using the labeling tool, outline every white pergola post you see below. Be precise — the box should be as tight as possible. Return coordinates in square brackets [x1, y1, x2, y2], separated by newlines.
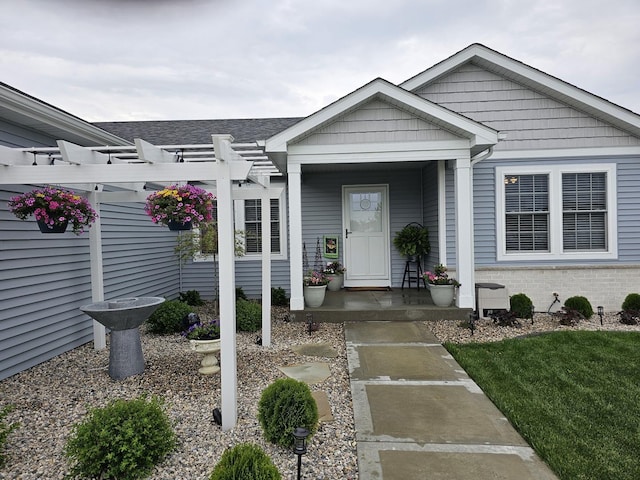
[288, 163, 304, 310]
[212, 135, 238, 431]
[260, 175, 272, 346]
[454, 155, 475, 308]
[88, 190, 106, 350]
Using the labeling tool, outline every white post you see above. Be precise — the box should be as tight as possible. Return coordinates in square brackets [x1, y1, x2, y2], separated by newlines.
[260, 175, 272, 347]
[288, 163, 304, 310]
[88, 190, 106, 350]
[212, 135, 237, 431]
[454, 156, 475, 308]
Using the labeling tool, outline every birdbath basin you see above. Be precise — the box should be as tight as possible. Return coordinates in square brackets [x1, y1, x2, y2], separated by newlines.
[80, 297, 165, 380]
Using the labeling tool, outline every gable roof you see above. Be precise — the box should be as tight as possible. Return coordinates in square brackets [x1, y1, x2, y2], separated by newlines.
[401, 43, 640, 139]
[265, 77, 499, 159]
[0, 82, 128, 147]
[94, 117, 302, 145]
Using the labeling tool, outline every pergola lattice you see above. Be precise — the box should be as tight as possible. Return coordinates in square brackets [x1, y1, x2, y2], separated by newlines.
[0, 134, 279, 430]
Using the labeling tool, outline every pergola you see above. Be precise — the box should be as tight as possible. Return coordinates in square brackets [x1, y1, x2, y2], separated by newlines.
[0, 134, 279, 430]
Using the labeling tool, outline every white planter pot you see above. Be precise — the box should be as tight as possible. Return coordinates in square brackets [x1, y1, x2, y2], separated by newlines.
[189, 338, 221, 375]
[326, 274, 344, 292]
[429, 284, 455, 307]
[304, 285, 327, 307]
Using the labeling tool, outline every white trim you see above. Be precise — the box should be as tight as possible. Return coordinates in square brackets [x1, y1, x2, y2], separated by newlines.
[495, 163, 618, 261]
[454, 156, 475, 308]
[489, 146, 640, 160]
[437, 160, 447, 265]
[289, 166, 304, 310]
[288, 147, 473, 166]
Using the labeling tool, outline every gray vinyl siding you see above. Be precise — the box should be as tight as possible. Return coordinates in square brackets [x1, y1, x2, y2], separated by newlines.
[300, 168, 425, 287]
[471, 155, 640, 267]
[296, 99, 462, 146]
[415, 63, 640, 151]
[422, 162, 439, 269]
[0, 119, 57, 148]
[0, 190, 180, 380]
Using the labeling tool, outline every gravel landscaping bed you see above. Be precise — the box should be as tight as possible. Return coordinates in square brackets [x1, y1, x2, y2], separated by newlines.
[0, 307, 357, 480]
[429, 311, 640, 344]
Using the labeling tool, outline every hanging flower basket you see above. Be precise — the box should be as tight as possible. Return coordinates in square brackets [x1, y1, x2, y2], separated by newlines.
[144, 184, 214, 230]
[8, 186, 98, 235]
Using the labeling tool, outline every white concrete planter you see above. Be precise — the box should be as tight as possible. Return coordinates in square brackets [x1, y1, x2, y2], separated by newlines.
[304, 285, 327, 307]
[326, 274, 344, 291]
[428, 284, 455, 307]
[189, 338, 221, 375]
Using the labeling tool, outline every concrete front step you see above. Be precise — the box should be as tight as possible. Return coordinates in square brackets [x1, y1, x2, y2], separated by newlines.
[298, 307, 471, 323]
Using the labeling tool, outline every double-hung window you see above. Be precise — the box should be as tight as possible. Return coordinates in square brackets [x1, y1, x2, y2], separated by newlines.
[496, 164, 616, 261]
[243, 199, 281, 254]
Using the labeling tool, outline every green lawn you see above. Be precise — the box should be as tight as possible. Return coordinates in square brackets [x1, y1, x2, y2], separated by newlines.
[445, 331, 640, 480]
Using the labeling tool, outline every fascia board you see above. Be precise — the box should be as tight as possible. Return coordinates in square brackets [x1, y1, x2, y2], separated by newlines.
[0, 84, 129, 146]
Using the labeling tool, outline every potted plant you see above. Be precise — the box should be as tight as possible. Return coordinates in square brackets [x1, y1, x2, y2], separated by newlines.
[144, 184, 214, 230]
[182, 319, 221, 375]
[423, 264, 460, 307]
[323, 261, 346, 292]
[393, 223, 430, 260]
[8, 186, 98, 235]
[303, 270, 328, 308]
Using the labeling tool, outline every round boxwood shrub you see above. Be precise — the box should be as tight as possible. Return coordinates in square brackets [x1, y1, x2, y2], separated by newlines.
[209, 443, 281, 480]
[258, 378, 318, 448]
[64, 396, 176, 480]
[564, 295, 594, 319]
[146, 299, 193, 334]
[271, 287, 288, 307]
[622, 293, 640, 311]
[236, 299, 262, 332]
[510, 293, 533, 318]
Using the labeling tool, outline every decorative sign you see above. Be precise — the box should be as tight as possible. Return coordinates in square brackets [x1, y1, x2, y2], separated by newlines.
[323, 235, 339, 259]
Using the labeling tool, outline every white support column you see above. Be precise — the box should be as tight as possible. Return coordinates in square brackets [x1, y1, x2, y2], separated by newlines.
[212, 134, 238, 431]
[454, 156, 475, 309]
[288, 163, 304, 311]
[260, 175, 272, 347]
[437, 160, 447, 266]
[88, 190, 106, 350]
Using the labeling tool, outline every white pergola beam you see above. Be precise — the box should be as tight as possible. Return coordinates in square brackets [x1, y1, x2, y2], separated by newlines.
[134, 138, 177, 163]
[0, 145, 37, 166]
[0, 162, 252, 185]
[58, 140, 111, 165]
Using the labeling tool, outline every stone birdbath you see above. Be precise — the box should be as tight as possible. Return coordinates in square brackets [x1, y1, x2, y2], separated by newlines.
[80, 297, 165, 380]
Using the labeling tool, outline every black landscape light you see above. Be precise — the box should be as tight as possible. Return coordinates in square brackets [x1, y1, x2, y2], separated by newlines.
[212, 408, 222, 426]
[468, 311, 476, 336]
[598, 306, 604, 326]
[530, 304, 535, 325]
[292, 427, 309, 480]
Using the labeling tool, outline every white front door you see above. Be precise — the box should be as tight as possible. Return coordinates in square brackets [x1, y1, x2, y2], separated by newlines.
[342, 185, 390, 287]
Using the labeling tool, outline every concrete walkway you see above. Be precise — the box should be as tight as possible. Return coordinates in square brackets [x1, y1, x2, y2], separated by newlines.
[345, 321, 559, 480]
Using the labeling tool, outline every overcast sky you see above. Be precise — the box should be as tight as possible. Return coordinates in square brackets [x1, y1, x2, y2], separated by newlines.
[1, 0, 639, 122]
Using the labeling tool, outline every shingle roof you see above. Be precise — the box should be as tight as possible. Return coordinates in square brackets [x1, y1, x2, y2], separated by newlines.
[93, 117, 303, 145]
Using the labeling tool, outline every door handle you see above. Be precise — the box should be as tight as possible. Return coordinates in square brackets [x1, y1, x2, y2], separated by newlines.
[345, 228, 352, 239]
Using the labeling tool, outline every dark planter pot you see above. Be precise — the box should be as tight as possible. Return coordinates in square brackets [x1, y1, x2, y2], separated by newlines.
[168, 220, 192, 231]
[37, 219, 68, 233]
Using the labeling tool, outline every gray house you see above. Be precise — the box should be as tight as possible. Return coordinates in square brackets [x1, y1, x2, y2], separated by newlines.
[2, 43, 640, 380]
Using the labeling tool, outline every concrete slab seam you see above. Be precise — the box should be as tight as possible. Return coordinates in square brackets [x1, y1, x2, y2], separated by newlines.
[346, 343, 361, 373]
[351, 379, 484, 394]
[347, 342, 442, 347]
[350, 379, 374, 435]
[357, 441, 538, 461]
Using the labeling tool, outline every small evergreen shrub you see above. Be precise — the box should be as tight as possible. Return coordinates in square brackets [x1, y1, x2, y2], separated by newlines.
[236, 287, 248, 301]
[178, 289, 204, 306]
[510, 293, 533, 318]
[271, 287, 288, 307]
[146, 300, 194, 334]
[236, 299, 262, 332]
[622, 293, 640, 312]
[209, 443, 281, 480]
[64, 396, 176, 480]
[258, 378, 318, 448]
[0, 405, 19, 468]
[564, 296, 594, 319]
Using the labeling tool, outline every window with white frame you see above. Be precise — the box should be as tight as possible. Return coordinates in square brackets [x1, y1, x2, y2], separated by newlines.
[193, 188, 287, 262]
[496, 164, 617, 261]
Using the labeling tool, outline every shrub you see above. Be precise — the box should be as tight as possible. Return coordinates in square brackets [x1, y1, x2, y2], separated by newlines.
[491, 310, 521, 327]
[622, 293, 640, 312]
[236, 287, 248, 301]
[178, 290, 204, 306]
[557, 306, 585, 326]
[147, 300, 194, 334]
[0, 405, 19, 468]
[236, 299, 262, 332]
[271, 287, 288, 307]
[564, 296, 594, 319]
[258, 378, 318, 448]
[510, 293, 533, 318]
[209, 443, 281, 480]
[618, 310, 640, 325]
[64, 396, 176, 480]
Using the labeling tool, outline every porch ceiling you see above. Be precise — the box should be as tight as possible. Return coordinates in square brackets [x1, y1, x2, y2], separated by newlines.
[301, 159, 431, 173]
